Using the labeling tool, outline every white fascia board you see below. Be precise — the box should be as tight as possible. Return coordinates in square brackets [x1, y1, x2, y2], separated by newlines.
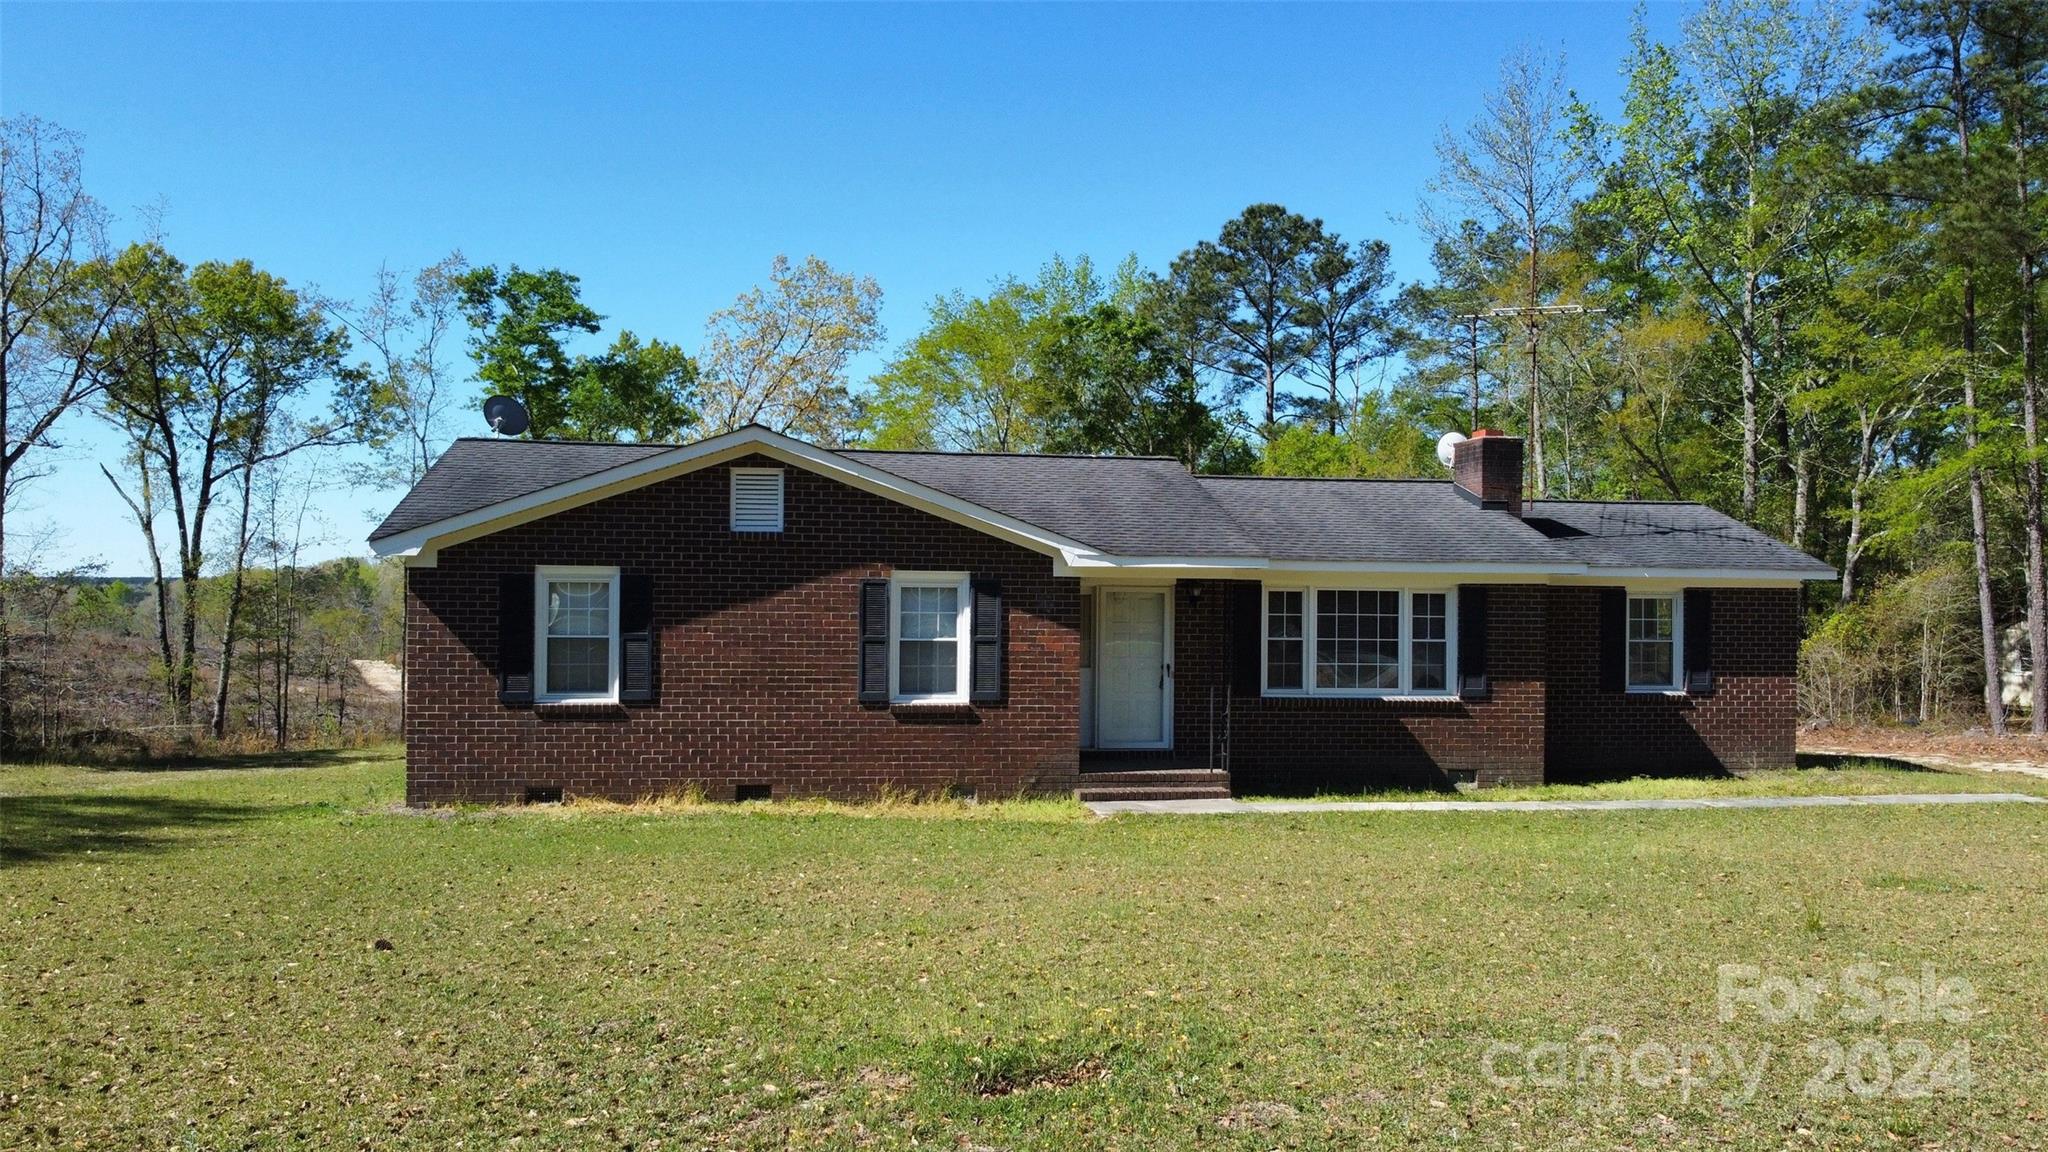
[370, 426, 1098, 562]
[1056, 556, 1584, 581]
[1559, 566, 1835, 587]
[1059, 556, 1836, 586]
[1055, 553, 1269, 575]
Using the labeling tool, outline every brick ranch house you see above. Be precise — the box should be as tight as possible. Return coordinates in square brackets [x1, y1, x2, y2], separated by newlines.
[369, 425, 1833, 805]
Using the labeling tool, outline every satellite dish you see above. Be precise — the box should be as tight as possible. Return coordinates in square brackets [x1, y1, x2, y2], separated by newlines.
[483, 395, 530, 437]
[1436, 431, 1468, 470]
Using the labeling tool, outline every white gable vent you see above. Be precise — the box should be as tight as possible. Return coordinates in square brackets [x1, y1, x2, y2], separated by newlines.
[730, 467, 785, 532]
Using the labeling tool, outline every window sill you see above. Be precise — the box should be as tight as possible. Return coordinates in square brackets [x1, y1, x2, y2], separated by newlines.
[1625, 689, 1690, 698]
[1254, 693, 1464, 708]
[890, 698, 974, 713]
[533, 700, 627, 720]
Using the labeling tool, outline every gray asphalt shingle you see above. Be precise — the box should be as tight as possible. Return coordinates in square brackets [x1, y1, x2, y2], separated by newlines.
[372, 439, 672, 542]
[840, 450, 1263, 556]
[1194, 476, 1575, 565]
[1525, 500, 1832, 573]
[369, 436, 1833, 576]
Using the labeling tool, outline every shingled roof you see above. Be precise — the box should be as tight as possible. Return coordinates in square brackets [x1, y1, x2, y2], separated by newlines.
[370, 433, 1833, 577]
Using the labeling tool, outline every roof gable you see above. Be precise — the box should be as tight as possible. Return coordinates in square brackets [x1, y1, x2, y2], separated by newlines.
[368, 427, 1105, 563]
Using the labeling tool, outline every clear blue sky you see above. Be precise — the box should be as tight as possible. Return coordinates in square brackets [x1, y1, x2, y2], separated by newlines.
[3, 1, 1686, 575]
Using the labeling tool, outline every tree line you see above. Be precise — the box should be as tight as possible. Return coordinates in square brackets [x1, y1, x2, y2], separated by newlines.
[1, 0, 2042, 749]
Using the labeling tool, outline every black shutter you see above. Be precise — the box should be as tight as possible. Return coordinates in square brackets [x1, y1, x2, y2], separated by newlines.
[1229, 582, 1262, 697]
[1684, 588, 1715, 695]
[1598, 588, 1627, 693]
[498, 572, 534, 706]
[858, 578, 890, 704]
[620, 573, 655, 706]
[1457, 585, 1490, 700]
[971, 580, 1004, 703]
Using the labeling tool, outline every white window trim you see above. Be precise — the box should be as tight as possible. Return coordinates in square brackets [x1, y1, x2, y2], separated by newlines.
[888, 570, 972, 705]
[1260, 583, 1458, 698]
[1625, 591, 1685, 694]
[534, 565, 622, 704]
[729, 466, 786, 532]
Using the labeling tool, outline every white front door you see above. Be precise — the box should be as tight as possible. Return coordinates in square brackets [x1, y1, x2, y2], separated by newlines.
[1097, 588, 1170, 748]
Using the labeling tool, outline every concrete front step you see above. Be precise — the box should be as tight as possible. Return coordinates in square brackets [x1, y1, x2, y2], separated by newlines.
[1076, 769, 1231, 787]
[1074, 783, 1235, 803]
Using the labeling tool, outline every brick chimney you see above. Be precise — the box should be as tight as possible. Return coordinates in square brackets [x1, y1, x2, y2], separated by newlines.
[1452, 428, 1525, 517]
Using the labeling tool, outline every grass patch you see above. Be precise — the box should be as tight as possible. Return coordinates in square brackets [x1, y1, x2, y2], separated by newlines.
[1240, 757, 2048, 805]
[1865, 872, 1983, 895]
[4, 746, 2046, 1148]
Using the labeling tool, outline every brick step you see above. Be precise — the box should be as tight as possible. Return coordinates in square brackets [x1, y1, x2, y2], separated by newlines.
[1074, 784, 1235, 803]
[1075, 769, 1231, 786]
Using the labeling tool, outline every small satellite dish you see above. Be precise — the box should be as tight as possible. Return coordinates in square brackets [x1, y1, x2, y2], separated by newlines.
[1436, 431, 1468, 469]
[483, 395, 530, 438]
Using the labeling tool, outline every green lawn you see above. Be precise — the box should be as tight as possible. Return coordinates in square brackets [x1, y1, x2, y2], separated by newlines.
[1241, 755, 2048, 804]
[5, 749, 2046, 1150]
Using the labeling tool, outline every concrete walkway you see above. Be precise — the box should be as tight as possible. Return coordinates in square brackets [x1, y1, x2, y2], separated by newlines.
[1086, 791, 2046, 816]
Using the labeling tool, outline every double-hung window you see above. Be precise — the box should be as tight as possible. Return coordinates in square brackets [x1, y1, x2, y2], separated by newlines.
[1626, 594, 1681, 691]
[535, 566, 620, 702]
[1265, 590, 1305, 691]
[891, 571, 971, 703]
[1262, 585, 1456, 697]
[1410, 592, 1449, 691]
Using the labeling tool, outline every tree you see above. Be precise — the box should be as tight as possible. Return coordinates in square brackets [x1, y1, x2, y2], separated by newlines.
[865, 254, 1125, 452]
[1168, 204, 1323, 432]
[454, 265, 599, 437]
[1426, 45, 1592, 495]
[1295, 235, 1395, 433]
[698, 255, 882, 444]
[1790, 204, 1941, 604]
[572, 331, 699, 443]
[0, 116, 122, 746]
[96, 245, 374, 732]
[1873, 0, 2013, 732]
[339, 252, 468, 484]
[1260, 392, 1438, 479]
[455, 263, 698, 443]
[1036, 300, 1248, 472]
[1979, 0, 2048, 732]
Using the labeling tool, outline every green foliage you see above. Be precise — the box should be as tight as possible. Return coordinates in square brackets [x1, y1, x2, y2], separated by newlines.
[1167, 203, 1328, 430]
[1258, 392, 1437, 478]
[1038, 301, 1250, 472]
[865, 256, 1124, 452]
[453, 264, 600, 435]
[572, 331, 698, 442]
[1294, 235, 1396, 429]
[63, 580, 133, 634]
[455, 264, 697, 442]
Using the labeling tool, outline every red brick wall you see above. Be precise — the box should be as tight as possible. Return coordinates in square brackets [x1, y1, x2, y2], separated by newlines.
[1543, 586, 1801, 778]
[1167, 581, 1800, 792]
[1171, 581, 1550, 792]
[403, 455, 1081, 804]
